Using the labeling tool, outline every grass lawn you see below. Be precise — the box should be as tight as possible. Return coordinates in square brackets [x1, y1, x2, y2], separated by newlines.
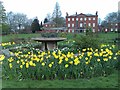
[1, 33, 41, 42]
[2, 70, 119, 88]
[1, 32, 119, 43]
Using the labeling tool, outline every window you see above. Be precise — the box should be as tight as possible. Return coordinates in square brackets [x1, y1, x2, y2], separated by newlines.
[80, 23, 83, 27]
[72, 29, 74, 32]
[93, 23, 95, 27]
[93, 29, 95, 32]
[116, 23, 118, 26]
[68, 18, 70, 21]
[80, 18, 83, 21]
[72, 18, 74, 21]
[111, 28, 113, 31]
[84, 18, 86, 21]
[115, 28, 118, 31]
[68, 24, 70, 27]
[89, 17, 91, 20]
[72, 24, 74, 27]
[93, 18, 95, 20]
[76, 18, 78, 21]
[84, 23, 86, 27]
[46, 25, 47, 27]
[88, 23, 91, 26]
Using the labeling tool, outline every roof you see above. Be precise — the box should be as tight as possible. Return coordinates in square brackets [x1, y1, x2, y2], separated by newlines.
[66, 13, 97, 18]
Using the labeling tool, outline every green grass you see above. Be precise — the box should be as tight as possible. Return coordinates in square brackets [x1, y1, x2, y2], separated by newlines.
[1, 32, 118, 43]
[2, 71, 119, 88]
[1, 33, 41, 42]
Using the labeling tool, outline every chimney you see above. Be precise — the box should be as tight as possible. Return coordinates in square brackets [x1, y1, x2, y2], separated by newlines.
[66, 12, 68, 16]
[96, 11, 98, 16]
[76, 12, 77, 15]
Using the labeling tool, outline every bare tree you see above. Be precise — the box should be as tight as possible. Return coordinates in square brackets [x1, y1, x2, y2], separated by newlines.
[7, 12, 29, 32]
[52, 2, 64, 27]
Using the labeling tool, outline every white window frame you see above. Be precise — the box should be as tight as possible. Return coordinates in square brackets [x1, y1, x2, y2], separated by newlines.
[111, 28, 113, 31]
[68, 18, 70, 21]
[89, 17, 91, 20]
[84, 18, 86, 21]
[72, 24, 74, 27]
[80, 23, 83, 27]
[80, 18, 83, 21]
[88, 23, 91, 26]
[93, 17, 95, 20]
[76, 18, 78, 21]
[68, 23, 70, 27]
[93, 23, 95, 27]
[72, 18, 74, 21]
[115, 28, 118, 31]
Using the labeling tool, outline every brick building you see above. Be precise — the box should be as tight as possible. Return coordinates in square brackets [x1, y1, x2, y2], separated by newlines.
[66, 12, 98, 33]
[43, 21, 56, 28]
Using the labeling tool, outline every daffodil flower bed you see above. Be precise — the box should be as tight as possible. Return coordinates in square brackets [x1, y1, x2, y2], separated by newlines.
[1, 43, 119, 80]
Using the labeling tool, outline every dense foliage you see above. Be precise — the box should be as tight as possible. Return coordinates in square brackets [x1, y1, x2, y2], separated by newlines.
[31, 18, 40, 33]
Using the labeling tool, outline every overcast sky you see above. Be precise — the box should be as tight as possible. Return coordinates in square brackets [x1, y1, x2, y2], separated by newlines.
[1, 0, 119, 22]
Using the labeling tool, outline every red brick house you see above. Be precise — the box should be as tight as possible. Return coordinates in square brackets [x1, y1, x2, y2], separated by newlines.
[66, 12, 98, 33]
[43, 21, 56, 28]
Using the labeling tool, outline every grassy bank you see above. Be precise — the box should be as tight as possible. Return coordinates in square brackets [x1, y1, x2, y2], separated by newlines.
[2, 70, 119, 88]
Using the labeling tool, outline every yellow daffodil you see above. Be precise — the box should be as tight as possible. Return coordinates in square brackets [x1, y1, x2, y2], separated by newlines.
[20, 65, 23, 69]
[69, 61, 73, 64]
[51, 62, 54, 64]
[94, 53, 99, 56]
[97, 58, 100, 62]
[0, 61, 3, 65]
[65, 57, 69, 61]
[108, 56, 112, 59]
[0, 55, 5, 61]
[17, 60, 20, 64]
[113, 57, 117, 60]
[85, 57, 88, 60]
[9, 63, 12, 69]
[48, 64, 52, 68]
[103, 58, 108, 61]
[26, 62, 29, 68]
[65, 64, 69, 68]
[82, 49, 86, 52]
[22, 62, 25, 65]
[85, 62, 89, 65]
[58, 60, 62, 64]
[41, 62, 45, 66]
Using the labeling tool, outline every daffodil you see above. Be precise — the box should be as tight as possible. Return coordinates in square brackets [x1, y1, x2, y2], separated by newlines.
[85, 62, 89, 65]
[97, 58, 100, 62]
[0, 55, 5, 61]
[41, 62, 45, 66]
[26, 62, 29, 68]
[85, 57, 88, 60]
[58, 60, 62, 64]
[20, 65, 23, 69]
[9, 63, 12, 69]
[48, 64, 52, 68]
[65, 64, 69, 68]
[65, 57, 69, 61]
[69, 61, 73, 64]
[103, 58, 108, 61]
[113, 57, 117, 60]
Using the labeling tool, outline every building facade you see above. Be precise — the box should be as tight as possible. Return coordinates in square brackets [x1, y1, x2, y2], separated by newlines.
[66, 12, 98, 33]
[43, 21, 56, 28]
